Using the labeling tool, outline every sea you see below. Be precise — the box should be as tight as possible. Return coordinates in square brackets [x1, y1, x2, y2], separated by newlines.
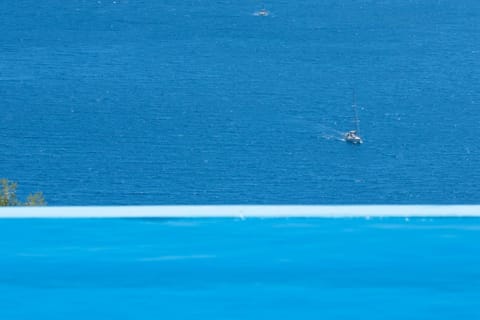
[0, 0, 479, 204]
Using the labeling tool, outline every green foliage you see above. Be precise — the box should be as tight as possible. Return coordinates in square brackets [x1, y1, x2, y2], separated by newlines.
[0, 179, 46, 206]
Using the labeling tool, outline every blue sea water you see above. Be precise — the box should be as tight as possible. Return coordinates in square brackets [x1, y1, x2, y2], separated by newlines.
[0, 0, 479, 204]
[0, 218, 479, 319]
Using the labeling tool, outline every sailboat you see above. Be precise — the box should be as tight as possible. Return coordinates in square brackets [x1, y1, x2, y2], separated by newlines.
[253, 2, 270, 16]
[344, 91, 363, 144]
[254, 8, 270, 16]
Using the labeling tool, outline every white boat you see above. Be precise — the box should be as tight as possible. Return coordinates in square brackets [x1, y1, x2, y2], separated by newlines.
[344, 91, 363, 144]
[254, 8, 269, 16]
[344, 130, 362, 144]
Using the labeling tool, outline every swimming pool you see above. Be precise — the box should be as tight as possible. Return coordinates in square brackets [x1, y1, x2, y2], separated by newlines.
[0, 217, 479, 319]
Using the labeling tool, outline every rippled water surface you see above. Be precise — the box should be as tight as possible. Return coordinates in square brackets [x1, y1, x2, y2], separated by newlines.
[0, 218, 479, 319]
[0, 0, 479, 204]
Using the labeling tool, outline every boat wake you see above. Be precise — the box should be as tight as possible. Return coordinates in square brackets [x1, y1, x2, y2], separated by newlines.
[315, 123, 346, 142]
[291, 118, 345, 142]
[290, 117, 345, 142]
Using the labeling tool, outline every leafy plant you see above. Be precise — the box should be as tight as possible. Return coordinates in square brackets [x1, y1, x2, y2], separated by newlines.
[0, 179, 46, 206]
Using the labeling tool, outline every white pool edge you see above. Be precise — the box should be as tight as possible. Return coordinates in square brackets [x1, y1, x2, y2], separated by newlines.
[0, 205, 479, 218]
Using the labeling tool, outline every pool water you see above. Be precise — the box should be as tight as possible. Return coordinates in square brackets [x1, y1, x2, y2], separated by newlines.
[0, 218, 479, 319]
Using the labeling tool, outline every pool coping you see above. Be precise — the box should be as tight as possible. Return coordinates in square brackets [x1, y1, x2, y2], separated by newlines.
[0, 205, 479, 218]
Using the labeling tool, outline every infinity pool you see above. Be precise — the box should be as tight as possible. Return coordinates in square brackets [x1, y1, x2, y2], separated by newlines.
[0, 218, 479, 319]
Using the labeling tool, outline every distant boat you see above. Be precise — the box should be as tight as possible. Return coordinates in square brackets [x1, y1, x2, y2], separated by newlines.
[253, 8, 270, 16]
[344, 91, 363, 144]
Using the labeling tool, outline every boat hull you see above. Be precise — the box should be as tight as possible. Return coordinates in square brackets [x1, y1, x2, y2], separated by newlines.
[346, 137, 363, 144]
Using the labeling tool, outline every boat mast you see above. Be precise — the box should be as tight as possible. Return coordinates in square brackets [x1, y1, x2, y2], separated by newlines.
[352, 89, 360, 133]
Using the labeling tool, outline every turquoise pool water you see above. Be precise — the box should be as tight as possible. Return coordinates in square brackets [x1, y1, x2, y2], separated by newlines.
[0, 218, 479, 319]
